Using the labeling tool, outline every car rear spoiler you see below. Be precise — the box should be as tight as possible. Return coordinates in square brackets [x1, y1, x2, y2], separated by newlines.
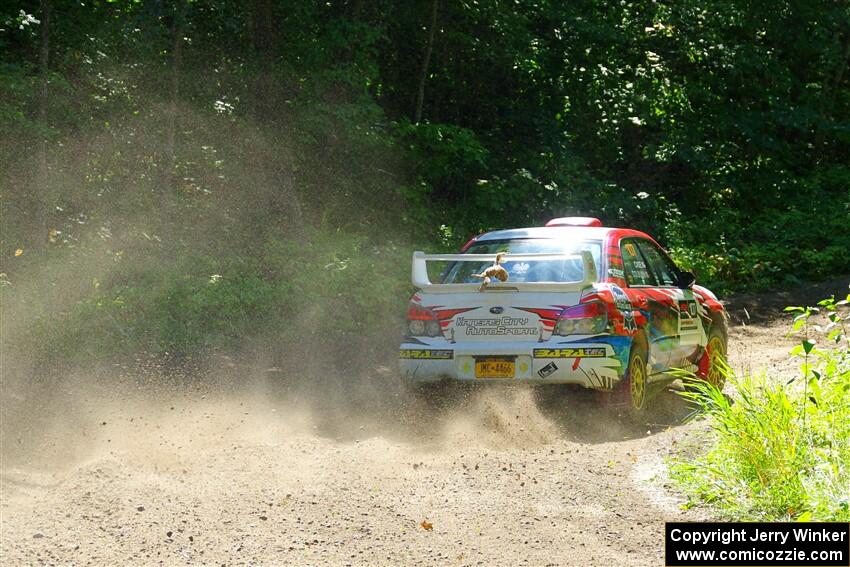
[411, 251, 598, 293]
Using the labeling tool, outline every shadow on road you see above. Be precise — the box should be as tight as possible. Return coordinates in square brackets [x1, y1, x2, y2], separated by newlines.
[723, 276, 850, 326]
[534, 384, 698, 443]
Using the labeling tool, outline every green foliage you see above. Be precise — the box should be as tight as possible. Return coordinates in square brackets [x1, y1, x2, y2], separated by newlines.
[673, 294, 850, 521]
[397, 120, 488, 186]
[665, 176, 850, 293]
[262, 228, 410, 343]
[1, 0, 849, 364]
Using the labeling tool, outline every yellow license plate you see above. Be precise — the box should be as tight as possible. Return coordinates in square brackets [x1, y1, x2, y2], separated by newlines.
[475, 359, 515, 379]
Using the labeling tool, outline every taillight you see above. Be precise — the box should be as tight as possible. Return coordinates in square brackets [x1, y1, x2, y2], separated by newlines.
[406, 303, 443, 337]
[553, 301, 608, 336]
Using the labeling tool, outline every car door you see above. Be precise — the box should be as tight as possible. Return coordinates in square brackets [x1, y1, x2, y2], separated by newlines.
[634, 239, 703, 369]
[619, 238, 676, 375]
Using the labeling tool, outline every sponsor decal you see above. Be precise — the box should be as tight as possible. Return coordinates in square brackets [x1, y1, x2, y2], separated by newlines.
[610, 285, 637, 332]
[489, 306, 504, 314]
[679, 300, 698, 317]
[538, 361, 558, 378]
[399, 349, 453, 360]
[610, 285, 631, 311]
[678, 299, 699, 331]
[512, 262, 530, 275]
[455, 316, 537, 336]
[533, 347, 606, 358]
[608, 267, 625, 279]
[431, 306, 478, 329]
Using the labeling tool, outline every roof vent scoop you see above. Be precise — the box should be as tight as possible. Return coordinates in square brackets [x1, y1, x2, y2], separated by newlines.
[545, 217, 602, 227]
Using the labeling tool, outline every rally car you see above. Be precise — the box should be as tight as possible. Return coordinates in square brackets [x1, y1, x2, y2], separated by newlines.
[399, 217, 728, 412]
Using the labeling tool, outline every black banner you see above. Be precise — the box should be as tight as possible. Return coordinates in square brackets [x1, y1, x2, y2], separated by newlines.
[666, 522, 849, 567]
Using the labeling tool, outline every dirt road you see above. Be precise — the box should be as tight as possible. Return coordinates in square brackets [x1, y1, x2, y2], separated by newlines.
[1, 281, 845, 566]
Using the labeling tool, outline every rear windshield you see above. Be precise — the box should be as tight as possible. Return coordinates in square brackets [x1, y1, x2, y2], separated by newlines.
[441, 238, 602, 284]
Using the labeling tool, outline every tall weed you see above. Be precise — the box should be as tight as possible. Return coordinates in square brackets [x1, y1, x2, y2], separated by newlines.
[673, 294, 850, 520]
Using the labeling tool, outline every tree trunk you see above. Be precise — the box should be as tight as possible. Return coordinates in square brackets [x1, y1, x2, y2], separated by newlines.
[413, 0, 439, 124]
[816, 23, 850, 147]
[250, 0, 275, 117]
[163, 2, 184, 190]
[35, 0, 51, 248]
[246, 0, 305, 234]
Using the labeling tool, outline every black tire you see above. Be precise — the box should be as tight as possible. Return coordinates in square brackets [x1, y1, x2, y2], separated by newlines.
[615, 334, 650, 415]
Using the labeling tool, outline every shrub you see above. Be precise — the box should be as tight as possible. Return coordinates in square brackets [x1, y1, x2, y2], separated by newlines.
[673, 294, 850, 521]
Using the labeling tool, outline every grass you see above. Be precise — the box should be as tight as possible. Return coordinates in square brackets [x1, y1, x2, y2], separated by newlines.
[672, 295, 850, 521]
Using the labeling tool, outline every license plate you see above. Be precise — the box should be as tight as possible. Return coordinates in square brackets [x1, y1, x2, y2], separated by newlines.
[475, 359, 515, 379]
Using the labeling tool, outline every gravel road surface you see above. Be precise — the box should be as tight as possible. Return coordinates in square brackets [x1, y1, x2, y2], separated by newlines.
[3, 281, 846, 566]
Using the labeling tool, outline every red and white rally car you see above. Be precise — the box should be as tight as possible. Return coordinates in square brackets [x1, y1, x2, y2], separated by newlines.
[399, 217, 728, 412]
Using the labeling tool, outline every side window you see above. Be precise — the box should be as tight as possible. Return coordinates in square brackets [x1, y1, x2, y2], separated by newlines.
[620, 239, 655, 286]
[636, 240, 679, 287]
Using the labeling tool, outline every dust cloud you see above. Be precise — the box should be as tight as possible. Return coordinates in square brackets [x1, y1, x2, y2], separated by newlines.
[1, 359, 612, 475]
[0, 347, 705, 566]
[2, 97, 808, 565]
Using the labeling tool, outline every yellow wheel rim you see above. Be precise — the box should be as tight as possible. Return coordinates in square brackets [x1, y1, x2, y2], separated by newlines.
[706, 336, 726, 389]
[630, 354, 646, 409]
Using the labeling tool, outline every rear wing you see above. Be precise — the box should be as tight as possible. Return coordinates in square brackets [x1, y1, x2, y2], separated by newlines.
[411, 251, 598, 293]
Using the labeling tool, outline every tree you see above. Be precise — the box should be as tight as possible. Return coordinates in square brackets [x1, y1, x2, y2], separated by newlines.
[35, 0, 51, 248]
[163, 0, 185, 190]
[413, 0, 438, 124]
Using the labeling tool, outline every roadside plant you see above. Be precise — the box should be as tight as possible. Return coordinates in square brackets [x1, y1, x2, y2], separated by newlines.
[673, 293, 850, 521]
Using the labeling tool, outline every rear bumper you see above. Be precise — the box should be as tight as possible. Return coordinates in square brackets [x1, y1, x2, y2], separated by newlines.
[399, 338, 630, 390]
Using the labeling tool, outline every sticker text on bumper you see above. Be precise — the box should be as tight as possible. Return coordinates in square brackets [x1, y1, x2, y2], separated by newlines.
[533, 347, 606, 358]
[399, 349, 453, 360]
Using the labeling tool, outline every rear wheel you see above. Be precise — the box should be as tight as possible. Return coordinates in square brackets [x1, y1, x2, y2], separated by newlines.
[703, 328, 727, 390]
[608, 336, 650, 415]
[626, 347, 648, 413]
